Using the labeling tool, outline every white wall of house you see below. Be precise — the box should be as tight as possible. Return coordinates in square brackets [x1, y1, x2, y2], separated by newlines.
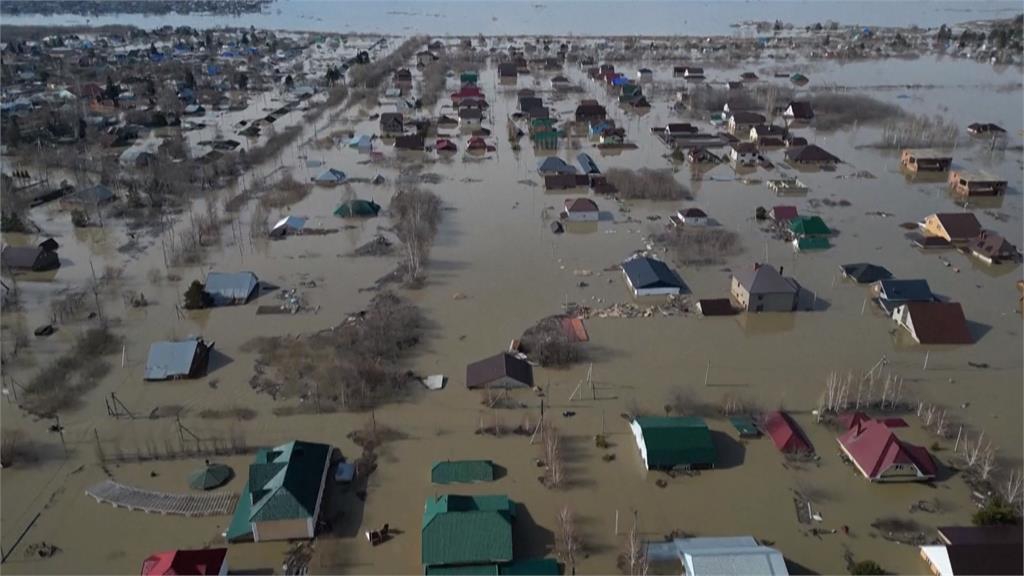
[564, 209, 599, 222]
[625, 272, 680, 297]
[629, 420, 650, 470]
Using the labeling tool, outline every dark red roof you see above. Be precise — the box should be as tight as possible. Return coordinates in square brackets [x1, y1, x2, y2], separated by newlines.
[141, 548, 227, 575]
[838, 419, 936, 480]
[564, 198, 599, 213]
[764, 411, 813, 454]
[771, 205, 798, 221]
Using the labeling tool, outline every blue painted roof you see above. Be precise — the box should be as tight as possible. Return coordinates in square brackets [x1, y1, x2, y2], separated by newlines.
[537, 157, 576, 175]
[877, 279, 934, 303]
[621, 256, 684, 290]
[205, 272, 259, 305]
[145, 339, 200, 380]
[577, 153, 600, 174]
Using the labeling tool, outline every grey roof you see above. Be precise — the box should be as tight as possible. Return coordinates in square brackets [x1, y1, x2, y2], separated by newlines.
[733, 264, 798, 295]
[466, 353, 534, 389]
[677, 537, 789, 576]
[205, 272, 259, 305]
[621, 255, 684, 291]
[537, 157, 577, 175]
[840, 263, 892, 284]
[876, 279, 934, 303]
[145, 339, 201, 380]
[577, 153, 600, 174]
[314, 168, 346, 183]
[1, 246, 44, 269]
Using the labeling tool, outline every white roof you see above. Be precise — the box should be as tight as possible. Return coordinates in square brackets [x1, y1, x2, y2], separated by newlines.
[649, 537, 789, 576]
[920, 546, 952, 576]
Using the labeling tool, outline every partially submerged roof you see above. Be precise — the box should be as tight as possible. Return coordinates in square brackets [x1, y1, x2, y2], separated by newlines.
[785, 144, 840, 164]
[422, 494, 515, 567]
[921, 542, 1024, 576]
[647, 536, 790, 576]
[930, 212, 982, 240]
[431, 460, 496, 484]
[621, 255, 684, 291]
[141, 548, 227, 576]
[633, 417, 715, 469]
[465, 353, 534, 389]
[840, 263, 892, 284]
[564, 197, 598, 213]
[838, 419, 936, 480]
[537, 156, 577, 175]
[764, 411, 813, 454]
[204, 271, 259, 305]
[788, 215, 831, 236]
[901, 301, 972, 345]
[733, 264, 798, 295]
[145, 338, 205, 380]
[876, 278, 934, 302]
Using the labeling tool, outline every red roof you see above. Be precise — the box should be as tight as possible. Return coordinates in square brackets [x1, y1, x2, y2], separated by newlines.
[141, 549, 227, 575]
[563, 198, 599, 213]
[435, 138, 457, 151]
[838, 412, 907, 430]
[838, 419, 936, 480]
[451, 86, 484, 101]
[771, 205, 798, 221]
[763, 411, 813, 454]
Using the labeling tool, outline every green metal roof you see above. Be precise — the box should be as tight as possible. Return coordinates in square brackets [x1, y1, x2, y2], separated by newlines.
[426, 564, 500, 575]
[334, 198, 381, 217]
[795, 236, 831, 251]
[226, 479, 255, 542]
[729, 416, 761, 438]
[422, 495, 515, 567]
[229, 441, 331, 527]
[789, 216, 831, 237]
[500, 558, 560, 575]
[634, 417, 716, 469]
[431, 460, 495, 484]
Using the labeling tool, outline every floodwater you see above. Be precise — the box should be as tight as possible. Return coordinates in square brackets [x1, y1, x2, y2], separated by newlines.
[3, 0, 1023, 36]
[2, 46, 1022, 576]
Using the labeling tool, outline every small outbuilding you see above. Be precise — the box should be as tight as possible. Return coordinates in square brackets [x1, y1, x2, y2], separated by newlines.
[431, 460, 496, 484]
[840, 263, 892, 284]
[947, 169, 1007, 196]
[562, 198, 599, 221]
[204, 272, 260, 306]
[334, 199, 381, 218]
[1, 240, 60, 272]
[144, 337, 213, 381]
[466, 353, 533, 389]
[629, 416, 716, 471]
[763, 411, 813, 454]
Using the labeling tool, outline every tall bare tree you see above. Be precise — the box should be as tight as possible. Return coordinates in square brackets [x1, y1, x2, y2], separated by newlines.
[391, 188, 441, 281]
[556, 506, 580, 574]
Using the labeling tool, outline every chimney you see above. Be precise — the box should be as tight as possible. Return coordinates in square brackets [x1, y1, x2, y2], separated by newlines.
[779, 265, 784, 276]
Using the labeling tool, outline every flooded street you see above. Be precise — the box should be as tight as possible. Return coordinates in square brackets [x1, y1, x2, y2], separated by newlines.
[2, 34, 1022, 576]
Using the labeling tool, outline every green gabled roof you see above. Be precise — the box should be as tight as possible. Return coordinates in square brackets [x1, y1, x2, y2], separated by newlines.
[422, 495, 515, 567]
[243, 440, 331, 524]
[426, 564, 500, 575]
[431, 460, 496, 484]
[789, 215, 831, 237]
[334, 198, 381, 217]
[500, 558, 560, 575]
[729, 416, 761, 438]
[795, 236, 830, 251]
[226, 479, 255, 542]
[634, 417, 716, 469]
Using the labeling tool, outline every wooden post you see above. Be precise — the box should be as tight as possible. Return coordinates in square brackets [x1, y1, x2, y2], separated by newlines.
[55, 414, 66, 456]
[614, 509, 619, 535]
[860, 298, 867, 315]
[93, 428, 104, 463]
[121, 344, 126, 368]
[703, 360, 710, 387]
[923, 351, 930, 371]
[954, 425, 963, 452]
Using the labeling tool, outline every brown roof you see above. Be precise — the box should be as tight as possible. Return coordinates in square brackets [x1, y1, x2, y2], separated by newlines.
[564, 198, 598, 213]
[938, 526, 1023, 546]
[904, 301, 972, 344]
[697, 299, 736, 316]
[933, 213, 982, 241]
[968, 230, 1018, 259]
[465, 353, 533, 389]
[946, 543, 1023, 575]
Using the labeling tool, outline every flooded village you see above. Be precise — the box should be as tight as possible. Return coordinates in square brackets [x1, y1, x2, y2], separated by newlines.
[1, 2, 1023, 575]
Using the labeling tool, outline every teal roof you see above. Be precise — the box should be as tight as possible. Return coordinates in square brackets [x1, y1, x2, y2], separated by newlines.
[432, 460, 496, 484]
[789, 216, 831, 237]
[334, 199, 381, 217]
[422, 495, 515, 567]
[427, 565, 500, 575]
[500, 558, 560, 575]
[729, 416, 761, 438]
[228, 440, 331, 533]
[634, 417, 716, 469]
[795, 236, 830, 251]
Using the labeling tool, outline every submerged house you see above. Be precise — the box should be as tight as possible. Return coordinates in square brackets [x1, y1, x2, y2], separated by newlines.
[730, 263, 799, 312]
[840, 263, 892, 284]
[574, 100, 607, 123]
[788, 215, 831, 237]
[269, 215, 307, 238]
[900, 149, 952, 173]
[920, 212, 982, 244]
[60, 184, 116, 208]
[422, 494, 515, 570]
[379, 112, 404, 136]
[785, 144, 840, 165]
[783, 101, 814, 120]
[466, 353, 533, 389]
[728, 112, 766, 136]
[874, 278, 936, 313]
[729, 142, 758, 166]
[1, 240, 60, 271]
[967, 231, 1019, 265]
[764, 411, 813, 454]
[838, 418, 936, 482]
[334, 199, 381, 218]
[313, 168, 347, 184]
[919, 526, 1023, 576]
[141, 548, 228, 576]
[204, 272, 260, 306]
[629, 417, 716, 471]
[621, 255, 685, 297]
[431, 460, 496, 484]
[226, 440, 333, 542]
[537, 156, 577, 176]
[144, 337, 213, 381]
[947, 169, 1007, 196]
[892, 301, 972, 345]
[562, 198, 599, 221]
[646, 536, 790, 576]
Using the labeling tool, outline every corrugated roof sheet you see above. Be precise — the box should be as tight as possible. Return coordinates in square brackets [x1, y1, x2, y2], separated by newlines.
[621, 256, 684, 291]
[431, 460, 495, 484]
[634, 417, 715, 469]
[144, 339, 201, 380]
[422, 495, 515, 567]
[204, 272, 259, 305]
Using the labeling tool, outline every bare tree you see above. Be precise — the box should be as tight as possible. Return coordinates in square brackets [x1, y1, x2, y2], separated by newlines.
[390, 188, 442, 282]
[556, 506, 580, 574]
[625, 513, 648, 576]
[1002, 469, 1023, 507]
[541, 422, 564, 488]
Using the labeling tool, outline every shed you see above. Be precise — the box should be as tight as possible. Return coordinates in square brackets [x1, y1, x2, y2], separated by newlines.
[763, 411, 813, 454]
[729, 417, 761, 438]
[141, 548, 227, 576]
[562, 198, 599, 221]
[269, 215, 307, 238]
[466, 353, 533, 389]
[621, 255, 685, 297]
[629, 417, 716, 470]
[204, 271, 259, 305]
[840, 263, 892, 284]
[892, 302, 972, 345]
[144, 338, 213, 381]
[696, 299, 736, 316]
[431, 460, 496, 484]
[874, 279, 935, 312]
[1, 243, 60, 271]
[770, 205, 798, 223]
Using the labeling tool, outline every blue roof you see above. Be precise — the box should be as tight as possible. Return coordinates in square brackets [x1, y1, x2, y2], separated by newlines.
[145, 339, 201, 380]
[877, 279, 934, 303]
[537, 157, 577, 175]
[204, 272, 259, 305]
[577, 153, 600, 174]
[621, 256, 684, 291]
[314, 168, 346, 182]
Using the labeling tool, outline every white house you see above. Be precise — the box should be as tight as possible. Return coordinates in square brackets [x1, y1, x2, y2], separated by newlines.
[676, 208, 708, 226]
[562, 198, 599, 221]
[729, 142, 758, 166]
[458, 108, 483, 129]
[637, 68, 653, 82]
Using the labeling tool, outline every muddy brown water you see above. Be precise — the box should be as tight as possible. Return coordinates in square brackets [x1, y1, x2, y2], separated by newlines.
[1, 54, 1021, 574]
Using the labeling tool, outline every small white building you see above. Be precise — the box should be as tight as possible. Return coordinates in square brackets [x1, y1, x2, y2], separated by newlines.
[562, 198, 599, 221]
[676, 208, 708, 226]
[458, 108, 483, 129]
[729, 143, 758, 166]
[637, 68, 653, 82]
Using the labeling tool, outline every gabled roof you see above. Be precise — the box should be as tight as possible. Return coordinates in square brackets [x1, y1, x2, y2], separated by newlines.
[657, 537, 790, 576]
[204, 271, 259, 305]
[901, 301, 972, 345]
[577, 153, 600, 174]
[785, 144, 840, 164]
[876, 279, 934, 302]
[621, 255, 684, 291]
[788, 216, 831, 236]
[465, 353, 534, 389]
[838, 419, 936, 480]
[730, 111, 766, 124]
[680, 208, 708, 218]
[930, 213, 982, 240]
[733, 264, 798, 295]
[840, 263, 892, 284]
[246, 440, 331, 523]
[633, 417, 715, 469]
[537, 156, 577, 175]
[422, 495, 515, 567]
[563, 198, 598, 213]
[770, 205, 798, 221]
[937, 525, 1024, 546]
[314, 168, 346, 182]
[786, 101, 814, 119]
[145, 338, 203, 380]
[141, 548, 227, 575]
[763, 411, 813, 454]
